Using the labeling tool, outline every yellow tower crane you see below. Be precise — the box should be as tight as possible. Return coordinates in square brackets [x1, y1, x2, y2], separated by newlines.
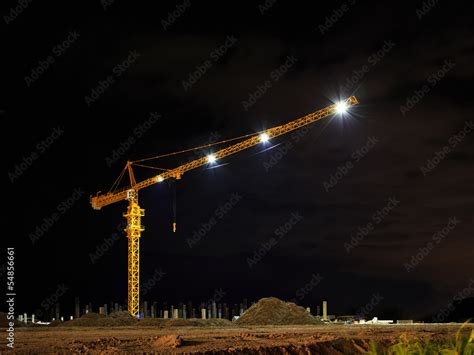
[90, 96, 359, 317]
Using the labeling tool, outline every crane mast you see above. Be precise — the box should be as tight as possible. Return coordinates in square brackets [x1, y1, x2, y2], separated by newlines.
[91, 96, 358, 316]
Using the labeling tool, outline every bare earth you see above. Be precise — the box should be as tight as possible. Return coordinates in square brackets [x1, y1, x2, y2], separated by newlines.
[3, 323, 471, 354]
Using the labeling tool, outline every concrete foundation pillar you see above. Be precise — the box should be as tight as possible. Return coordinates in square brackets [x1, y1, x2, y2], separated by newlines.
[173, 309, 179, 319]
[201, 308, 206, 319]
[163, 310, 169, 319]
[212, 301, 217, 319]
[323, 301, 327, 321]
[55, 303, 60, 321]
[75, 298, 80, 319]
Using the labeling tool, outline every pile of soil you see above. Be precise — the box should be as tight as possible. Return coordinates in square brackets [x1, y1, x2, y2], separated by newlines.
[236, 297, 321, 325]
[67, 334, 183, 353]
[0, 312, 9, 327]
[1, 311, 29, 327]
[57, 311, 232, 328]
[152, 334, 182, 348]
[139, 318, 232, 327]
[63, 311, 137, 327]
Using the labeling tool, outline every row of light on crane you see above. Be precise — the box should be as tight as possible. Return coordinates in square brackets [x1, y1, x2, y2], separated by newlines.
[205, 101, 348, 164]
[207, 133, 270, 163]
[157, 101, 349, 180]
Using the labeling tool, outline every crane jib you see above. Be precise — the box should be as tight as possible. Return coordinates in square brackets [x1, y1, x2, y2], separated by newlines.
[90, 96, 358, 210]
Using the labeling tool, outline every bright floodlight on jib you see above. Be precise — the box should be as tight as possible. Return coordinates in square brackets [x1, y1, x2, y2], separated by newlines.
[207, 154, 217, 164]
[259, 132, 270, 143]
[335, 101, 348, 114]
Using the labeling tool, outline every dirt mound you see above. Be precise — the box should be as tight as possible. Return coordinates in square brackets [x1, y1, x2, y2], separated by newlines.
[236, 297, 321, 325]
[152, 334, 182, 348]
[108, 310, 135, 320]
[63, 311, 137, 327]
[66, 334, 184, 353]
[80, 312, 105, 319]
[0, 312, 9, 328]
[1, 311, 28, 328]
[139, 318, 232, 327]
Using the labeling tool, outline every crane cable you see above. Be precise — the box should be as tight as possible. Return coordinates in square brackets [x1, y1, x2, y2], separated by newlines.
[131, 130, 265, 164]
[108, 165, 128, 194]
[132, 163, 171, 171]
[172, 180, 177, 233]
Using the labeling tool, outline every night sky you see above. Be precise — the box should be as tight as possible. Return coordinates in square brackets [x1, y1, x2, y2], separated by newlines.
[4, 1, 474, 319]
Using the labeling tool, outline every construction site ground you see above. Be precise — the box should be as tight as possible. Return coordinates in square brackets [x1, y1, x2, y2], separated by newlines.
[4, 323, 472, 354]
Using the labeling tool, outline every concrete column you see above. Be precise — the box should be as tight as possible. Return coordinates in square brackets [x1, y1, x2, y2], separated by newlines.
[224, 305, 229, 320]
[201, 308, 206, 319]
[24, 313, 27, 324]
[32, 314, 35, 323]
[151, 305, 155, 318]
[323, 301, 327, 321]
[163, 310, 169, 319]
[55, 303, 60, 321]
[212, 301, 217, 319]
[187, 302, 192, 319]
[75, 298, 80, 319]
[173, 309, 179, 319]
[104, 304, 108, 316]
[99, 307, 105, 315]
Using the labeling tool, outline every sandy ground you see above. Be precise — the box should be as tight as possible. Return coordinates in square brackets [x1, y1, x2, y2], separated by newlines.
[2, 323, 471, 354]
